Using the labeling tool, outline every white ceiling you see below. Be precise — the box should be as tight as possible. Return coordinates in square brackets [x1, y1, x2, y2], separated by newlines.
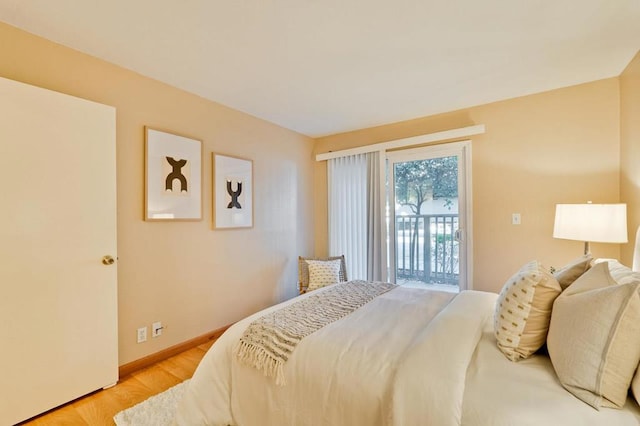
[1, 1, 639, 137]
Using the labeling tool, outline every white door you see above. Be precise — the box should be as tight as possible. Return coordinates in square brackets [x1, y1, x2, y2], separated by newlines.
[386, 141, 472, 291]
[0, 77, 118, 424]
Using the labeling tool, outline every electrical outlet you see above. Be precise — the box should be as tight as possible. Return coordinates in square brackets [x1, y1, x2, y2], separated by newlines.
[137, 327, 147, 343]
[152, 321, 163, 338]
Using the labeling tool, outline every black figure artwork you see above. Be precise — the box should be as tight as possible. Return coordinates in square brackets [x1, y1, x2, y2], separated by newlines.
[165, 157, 188, 193]
[227, 180, 242, 209]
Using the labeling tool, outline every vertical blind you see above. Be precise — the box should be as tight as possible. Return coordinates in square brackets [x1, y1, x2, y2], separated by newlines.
[328, 154, 368, 280]
[366, 152, 383, 282]
[328, 152, 382, 281]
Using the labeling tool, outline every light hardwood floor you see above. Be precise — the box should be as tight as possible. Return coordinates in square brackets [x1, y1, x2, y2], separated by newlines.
[19, 340, 215, 426]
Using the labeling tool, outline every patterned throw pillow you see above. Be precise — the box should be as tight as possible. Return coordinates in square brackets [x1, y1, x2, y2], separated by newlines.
[547, 261, 640, 409]
[307, 259, 342, 291]
[494, 261, 562, 361]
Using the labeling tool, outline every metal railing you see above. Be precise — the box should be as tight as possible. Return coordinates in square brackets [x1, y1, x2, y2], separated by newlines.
[395, 214, 459, 285]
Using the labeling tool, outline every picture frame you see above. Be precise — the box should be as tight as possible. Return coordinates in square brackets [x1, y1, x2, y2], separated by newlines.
[212, 153, 253, 229]
[144, 127, 202, 221]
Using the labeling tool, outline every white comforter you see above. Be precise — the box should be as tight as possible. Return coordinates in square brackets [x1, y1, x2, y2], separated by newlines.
[174, 286, 640, 426]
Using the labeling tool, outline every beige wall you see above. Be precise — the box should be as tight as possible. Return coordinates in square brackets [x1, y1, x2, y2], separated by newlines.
[3, 18, 636, 365]
[315, 79, 622, 293]
[0, 22, 316, 364]
[620, 51, 640, 265]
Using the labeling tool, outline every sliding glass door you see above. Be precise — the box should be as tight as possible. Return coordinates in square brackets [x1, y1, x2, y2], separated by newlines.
[386, 142, 471, 291]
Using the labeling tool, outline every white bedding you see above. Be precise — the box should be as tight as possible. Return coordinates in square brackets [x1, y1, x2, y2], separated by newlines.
[174, 285, 640, 425]
[463, 319, 640, 425]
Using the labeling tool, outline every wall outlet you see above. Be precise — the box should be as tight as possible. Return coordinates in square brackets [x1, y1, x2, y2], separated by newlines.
[137, 327, 147, 343]
[152, 321, 163, 338]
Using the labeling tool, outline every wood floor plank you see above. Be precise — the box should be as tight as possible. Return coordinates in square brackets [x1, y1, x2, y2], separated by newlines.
[22, 403, 89, 426]
[73, 387, 124, 425]
[156, 356, 197, 381]
[159, 346, 208, 376]
[20, 337, 215, 425]
[107, 376, 156, 409]
[197, 340, 215, 352]
[131, 366, 183, 394]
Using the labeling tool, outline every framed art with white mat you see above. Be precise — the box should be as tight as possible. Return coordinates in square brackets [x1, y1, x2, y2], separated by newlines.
[145, 127, 202, 221]
[212, 153, 253, 229]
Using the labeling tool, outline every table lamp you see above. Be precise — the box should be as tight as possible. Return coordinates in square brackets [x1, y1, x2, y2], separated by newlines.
[553, 203, 627, 255]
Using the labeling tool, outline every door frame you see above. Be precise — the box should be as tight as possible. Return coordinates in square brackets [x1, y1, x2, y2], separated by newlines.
[382, 140, 473, 290]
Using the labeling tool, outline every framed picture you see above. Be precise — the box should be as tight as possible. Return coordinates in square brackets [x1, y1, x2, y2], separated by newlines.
[213, 153, 253, 229]
[145, 127, 202, 221]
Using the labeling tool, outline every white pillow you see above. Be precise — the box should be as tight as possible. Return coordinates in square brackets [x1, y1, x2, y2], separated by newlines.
[598, 259, 640, 285]
[306, 259, 342, 290]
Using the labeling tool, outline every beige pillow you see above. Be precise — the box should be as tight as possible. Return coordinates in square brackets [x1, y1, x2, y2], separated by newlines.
[595, 259, 640, 406]
[547, 262, 640, 409]
[633, 368, 640, 406]
[494, 261, 561, 361]
[306, 259, 342, 290]
[553, 254, 592, 290]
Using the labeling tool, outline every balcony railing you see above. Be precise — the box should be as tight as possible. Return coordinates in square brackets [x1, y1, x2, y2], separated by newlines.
[395, 214, 459, 285]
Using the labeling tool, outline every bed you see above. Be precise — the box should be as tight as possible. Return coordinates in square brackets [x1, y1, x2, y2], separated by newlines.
[175, 260, 640, 425]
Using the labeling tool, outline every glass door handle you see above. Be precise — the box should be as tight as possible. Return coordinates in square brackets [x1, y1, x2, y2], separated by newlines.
[454, 229, 463, 242]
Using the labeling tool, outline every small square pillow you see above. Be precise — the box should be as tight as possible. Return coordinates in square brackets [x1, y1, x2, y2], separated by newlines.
[547, 261, 640, 409]
[494, 260, 562, 361]
[306, 259, 342, 291]
[553, 254, 592, 290]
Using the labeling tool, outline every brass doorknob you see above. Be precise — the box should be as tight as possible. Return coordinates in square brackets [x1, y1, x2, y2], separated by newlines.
[102, 255, 115, 265]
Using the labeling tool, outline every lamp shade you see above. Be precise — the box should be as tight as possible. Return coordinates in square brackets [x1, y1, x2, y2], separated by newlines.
[553, 203, 628, 244]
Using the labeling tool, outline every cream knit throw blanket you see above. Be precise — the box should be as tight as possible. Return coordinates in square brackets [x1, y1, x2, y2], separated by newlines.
[235, 280, 397, 385]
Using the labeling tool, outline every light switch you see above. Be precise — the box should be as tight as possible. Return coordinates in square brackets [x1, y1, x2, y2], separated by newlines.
[512, 213, 521, 225]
